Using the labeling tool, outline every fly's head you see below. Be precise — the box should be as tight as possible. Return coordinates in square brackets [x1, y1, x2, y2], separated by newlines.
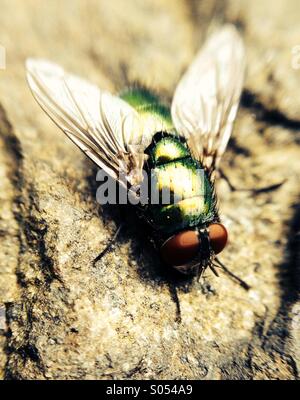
[160, 223, 228, 274]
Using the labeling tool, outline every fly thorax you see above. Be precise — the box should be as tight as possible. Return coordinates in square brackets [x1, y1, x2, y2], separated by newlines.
[144, 132, 215, 235]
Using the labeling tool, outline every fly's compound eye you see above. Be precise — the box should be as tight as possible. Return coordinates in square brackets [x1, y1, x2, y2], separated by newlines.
[208, 223, 228, 254]
[160, 230, 200, 267]
[160, 224, 228, 267]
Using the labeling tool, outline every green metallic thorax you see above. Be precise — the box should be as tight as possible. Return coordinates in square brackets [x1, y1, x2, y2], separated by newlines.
[120, 88, 217, 237]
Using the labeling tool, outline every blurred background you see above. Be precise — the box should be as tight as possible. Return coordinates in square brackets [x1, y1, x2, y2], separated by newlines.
[0, 0, 299, 380]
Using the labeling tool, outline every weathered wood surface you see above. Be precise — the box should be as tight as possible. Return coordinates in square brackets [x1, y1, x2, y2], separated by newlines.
[0, 0, 299, 379]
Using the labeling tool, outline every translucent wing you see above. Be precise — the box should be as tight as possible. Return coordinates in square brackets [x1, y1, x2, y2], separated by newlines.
[26, 59, 147, 198]
[171, 25, 245, 171]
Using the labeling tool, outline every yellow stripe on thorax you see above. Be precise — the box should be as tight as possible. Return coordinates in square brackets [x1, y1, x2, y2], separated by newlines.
[155, 162, 203, 200]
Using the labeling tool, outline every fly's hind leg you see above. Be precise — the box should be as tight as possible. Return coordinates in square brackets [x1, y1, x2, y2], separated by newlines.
[214, 257, 250, 290]
[93, 225, 123, 266]
[219, 169, 285, 194]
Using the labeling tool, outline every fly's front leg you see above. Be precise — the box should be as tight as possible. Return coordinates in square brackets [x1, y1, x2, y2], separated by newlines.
[214, 257, 250, 290]
[93, 225, 123, 266]
[219, 169, 285, 194]
[196, 265, 205, 283]
[168, 283, 182, 323]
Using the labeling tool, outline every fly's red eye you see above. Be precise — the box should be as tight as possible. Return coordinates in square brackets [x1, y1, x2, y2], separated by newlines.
[160, 230, 200, 267]
[208, 223, 228, 254]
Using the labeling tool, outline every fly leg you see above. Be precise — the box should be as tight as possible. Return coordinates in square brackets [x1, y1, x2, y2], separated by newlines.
[197, 265, 206, 282]
[219, 169, 285, 194]
[214, 257, 250, 290]
[209, 264, 219, 277]
[219, 169, 237, 191]
[168, 284, 181, 323]
[93, 225, 123, 266]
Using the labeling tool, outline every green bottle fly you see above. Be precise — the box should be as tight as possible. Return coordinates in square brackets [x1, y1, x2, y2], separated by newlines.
[26, 25, 246, 281]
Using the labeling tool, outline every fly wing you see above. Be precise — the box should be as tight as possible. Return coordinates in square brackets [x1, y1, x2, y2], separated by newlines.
[26, 59, 146, 197]
[171, 25, 245, 171]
